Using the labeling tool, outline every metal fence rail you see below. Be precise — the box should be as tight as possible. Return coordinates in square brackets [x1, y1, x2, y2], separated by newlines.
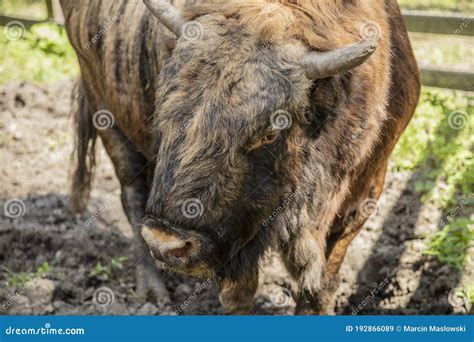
[0, 2, 473, 91]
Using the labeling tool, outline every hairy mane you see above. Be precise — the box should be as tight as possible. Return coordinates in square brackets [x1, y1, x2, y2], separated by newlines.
[184, 0, 371, 50]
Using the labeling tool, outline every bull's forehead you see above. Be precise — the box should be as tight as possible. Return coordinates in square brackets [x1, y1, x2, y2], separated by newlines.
[191, 69, 293, 132]
[157, 37, 302, 139]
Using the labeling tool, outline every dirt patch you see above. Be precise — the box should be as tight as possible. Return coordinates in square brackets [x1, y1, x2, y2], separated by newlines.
[0, 81, 472, 315]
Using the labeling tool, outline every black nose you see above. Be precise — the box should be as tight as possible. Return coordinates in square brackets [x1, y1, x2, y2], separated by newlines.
[141, 226, 199, 265]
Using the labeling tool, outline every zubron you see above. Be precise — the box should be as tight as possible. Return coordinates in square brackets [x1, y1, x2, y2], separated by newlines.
[62, 0, 420, 314]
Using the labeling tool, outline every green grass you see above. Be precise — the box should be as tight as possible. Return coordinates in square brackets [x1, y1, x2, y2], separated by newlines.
[391, 89, 473, 206]
[424, 218, 473, 271]
[89, 256, 129, 281]
[2, 261, 51, 288]
[391, 88, 473, 271]
[0, 22, 78, 84]
[468, 285, 474, 304]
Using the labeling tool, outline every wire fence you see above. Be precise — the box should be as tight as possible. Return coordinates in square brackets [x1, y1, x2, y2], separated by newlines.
[0, 1, 472, 91]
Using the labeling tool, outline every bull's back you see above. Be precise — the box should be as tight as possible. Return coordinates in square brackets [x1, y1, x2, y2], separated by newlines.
[327, 0, 420, 249]
[354, 0, 420, 184]
[384, 0, 421, 140]
[369, 0, 420, 164]
[61, 0, 168, 157]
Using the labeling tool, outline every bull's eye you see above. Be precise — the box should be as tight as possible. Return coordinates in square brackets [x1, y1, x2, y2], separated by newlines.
[247, 130, 281, 151]
[260, 131, 280, 145]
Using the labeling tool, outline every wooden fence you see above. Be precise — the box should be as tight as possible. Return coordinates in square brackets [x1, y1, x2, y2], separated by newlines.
[402, 10, 473, 91]
[0, 1, 472, 91]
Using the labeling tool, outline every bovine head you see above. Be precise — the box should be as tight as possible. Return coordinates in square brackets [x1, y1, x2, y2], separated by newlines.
[141, 0, 377, 281]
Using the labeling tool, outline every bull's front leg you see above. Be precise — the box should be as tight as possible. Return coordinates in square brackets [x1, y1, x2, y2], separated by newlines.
[219, 267, 258, 315]
[99, 127, 171, 306]
[285, 210, 373, 315]
[280, 228, 327, 315]
[317, 172, 387, 315]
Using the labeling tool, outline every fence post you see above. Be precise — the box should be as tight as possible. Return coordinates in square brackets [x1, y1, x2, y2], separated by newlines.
[51, 0, 64, 24]
[45, 0, 54, 20]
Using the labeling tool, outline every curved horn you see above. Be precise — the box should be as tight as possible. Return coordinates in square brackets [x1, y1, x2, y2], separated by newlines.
[301, 37, 377, 79]
[143, 0, 185, 37]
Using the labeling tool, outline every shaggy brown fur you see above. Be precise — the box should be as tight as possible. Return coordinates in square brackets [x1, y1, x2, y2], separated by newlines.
[62, 0, 420, 314]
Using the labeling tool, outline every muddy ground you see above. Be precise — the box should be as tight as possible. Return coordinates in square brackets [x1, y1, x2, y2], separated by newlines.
[0, 81, 472, 315]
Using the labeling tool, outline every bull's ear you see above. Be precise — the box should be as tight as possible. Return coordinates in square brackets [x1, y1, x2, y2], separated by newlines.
[301, 37, 377, 79]
[143, 0, 185, 37]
